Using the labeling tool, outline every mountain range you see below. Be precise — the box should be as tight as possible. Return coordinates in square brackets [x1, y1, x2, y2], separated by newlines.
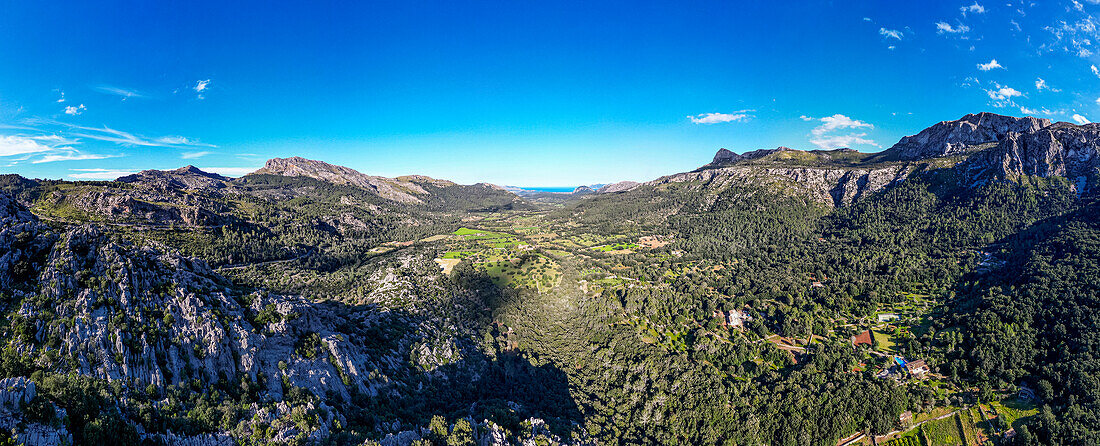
[0, 112, 1098, 445]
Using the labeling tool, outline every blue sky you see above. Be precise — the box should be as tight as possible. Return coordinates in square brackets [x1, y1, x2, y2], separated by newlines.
[1, 1, 1098, 186]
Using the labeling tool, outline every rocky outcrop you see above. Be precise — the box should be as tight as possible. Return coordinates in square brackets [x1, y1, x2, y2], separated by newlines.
[252, 157, 429, 203]
[646, 163, 918, 207]
[706, 147, 796, 167]
[965, 122, 1100, 193]
[0, 193, 53, 291]
[595, 181, 640, 194]
[882, 112, 1051, 161]
[571, 186, 595, 195]
[118, 166, 230, 190]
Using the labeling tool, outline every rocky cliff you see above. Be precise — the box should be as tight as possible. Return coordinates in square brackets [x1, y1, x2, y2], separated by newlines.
[595, 181, 640, 194]
[252, 157, 431, 203]
[964, 121, 1100, 193]
[881, 112, 1051, 161]
[646, 160, 920, 207]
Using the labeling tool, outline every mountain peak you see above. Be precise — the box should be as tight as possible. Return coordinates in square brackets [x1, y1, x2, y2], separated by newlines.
[705, 146, 802, 168]
[881, 112, 1051, 161]
[252, 157, 430, 203]
[117, 165, 228, 189]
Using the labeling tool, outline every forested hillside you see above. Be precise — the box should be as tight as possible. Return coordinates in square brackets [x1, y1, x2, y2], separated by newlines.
[0, 114, 1098, 445]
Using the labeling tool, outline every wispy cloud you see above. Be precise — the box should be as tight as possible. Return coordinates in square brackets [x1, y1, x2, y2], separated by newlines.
[0, 135, 63, 157]
[64, 124, 216, 148]
[69, 168, 137, 180]
[1034, 77, 1060, 92]
[193, 79, 210, 99]
[1073, 114, 1091, 125]
[977, 59, 1003, 70]
[1, 118, 210, 166]
[879, 28, 903, 40]
[805, 114, 879, 149]
[960, 2, 985, 15]
[56, 90, 65, 103]
[93, 85, 145, 100]
[181, 150, 213, 159]
[63, 104, 86, 115]
[936, 22, 970, 34]
[687, 110, 754, 124]
[32, 152, 115, 164]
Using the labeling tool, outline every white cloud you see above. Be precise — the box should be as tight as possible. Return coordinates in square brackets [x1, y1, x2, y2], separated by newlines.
[879, 28, 903, 40]
[0, 135, 60, 157]
[863, 17, 872, 22]
[32, 152, 114, 164]
[811, 114, 874, 136]
[960, 2, 985, 15]
[1020, 106, 1039, 115]
[69, 168, 137, 180]
[1092, 65, 1100, 78]
[56, 91, 65, 103]
[985, 85, 1023, 101]
[799, 115, 813, 121]
[193, 79, 210, 99]
[1035, 77, 1060, 92]
[93, 85, 145, 100]
[181, 151, 213, 159]
[197, 166, 259, 177]
[936, 22, 970, 34]
[65, 124, 216, 148]
[809, 134, 879, 149]
[805, 114, 879, 149]
[1073, 114, 1091, 124]
[687, 110, 754, 124]
[63, 104, 86, 115]
[977, 59, 1004, 70]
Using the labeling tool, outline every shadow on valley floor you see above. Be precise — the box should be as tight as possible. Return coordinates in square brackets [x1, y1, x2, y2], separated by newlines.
[263, 266, 584, 439]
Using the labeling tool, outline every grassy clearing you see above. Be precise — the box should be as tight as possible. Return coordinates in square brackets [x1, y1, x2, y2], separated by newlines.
[921, 416, 964, 446]
[873, 330, 896, 352]
[991, 397, 1039, 430]
[593, 242, 640, 252]
[442, 251, 475, 259]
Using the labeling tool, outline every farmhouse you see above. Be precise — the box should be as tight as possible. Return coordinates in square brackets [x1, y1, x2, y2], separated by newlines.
[905, 359, 930, 377]
[727, 309, 753, 328]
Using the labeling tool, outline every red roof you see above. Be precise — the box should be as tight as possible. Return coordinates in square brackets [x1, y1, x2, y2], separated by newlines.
[852, 330, 873, 346]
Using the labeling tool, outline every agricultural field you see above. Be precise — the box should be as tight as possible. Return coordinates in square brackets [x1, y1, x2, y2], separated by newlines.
[873, 329, 896, 353]
[921, 416, 965, 446]
[882, 434, 920, 446]
[990, 397, 1039, 430]
[593, 242, 639, 252]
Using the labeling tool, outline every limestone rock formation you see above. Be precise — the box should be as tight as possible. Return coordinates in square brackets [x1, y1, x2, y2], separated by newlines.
[882, 112, 1051, 161]
[253, 157, 430, 203]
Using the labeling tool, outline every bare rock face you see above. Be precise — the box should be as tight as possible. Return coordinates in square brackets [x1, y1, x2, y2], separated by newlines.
[253, 157, 429, 203]
[595, 181, 640, 194]
[646, 163, 916, 207]
[118, 166, 230, 190]
[883, 112, 1051, 161]
[966, 122, 1100, 193]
